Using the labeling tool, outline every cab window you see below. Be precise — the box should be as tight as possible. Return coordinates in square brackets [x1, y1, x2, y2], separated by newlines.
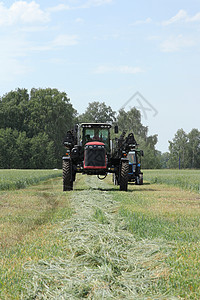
[128, 152, 136, 164]
[84, 129, 94, 142]
[83, 128, 109, 148]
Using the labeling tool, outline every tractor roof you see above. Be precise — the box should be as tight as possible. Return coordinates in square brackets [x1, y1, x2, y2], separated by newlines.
[80, 123, 112, 128]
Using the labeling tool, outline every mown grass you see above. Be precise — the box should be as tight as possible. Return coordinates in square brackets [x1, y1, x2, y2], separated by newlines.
[0, 177, 72, 299]
[144, 169, 200, 193]
[92, 207, 110, 224]
[1, 170, 200, 299]
[0, 169, 62, 190]
[107, 172, 200, 299]
[21, 176, 172, 299]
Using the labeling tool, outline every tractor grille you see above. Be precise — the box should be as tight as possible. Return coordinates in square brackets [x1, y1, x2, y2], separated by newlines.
[84, 143, 106, 169]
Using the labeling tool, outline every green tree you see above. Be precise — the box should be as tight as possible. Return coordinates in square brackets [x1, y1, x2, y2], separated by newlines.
[0, 128, 15, 168]
[30, 133, 56, 169]
[134, 138, 161, 169]
[168, 129, 188, 169]
[159, 152, 170, 169]
[0, 129, 31, 169]
[0, 88, 77, 168]
[15, 131, 31, 169]
[78, 101, 116, 123]
[117, 108, 148, 139]
[168, 128, 200, 169]
[0, 88, 29, 132]
[187, 129, 200, 168]
[116, 107, 160, 169]
[28, 88, 77, 166]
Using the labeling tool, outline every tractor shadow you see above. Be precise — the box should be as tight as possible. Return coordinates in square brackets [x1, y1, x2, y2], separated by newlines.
[96, 188, 156, 193]
[74, 182, 156, 193]
[75, 183, 156, 193]
[129, 182, 151, 185]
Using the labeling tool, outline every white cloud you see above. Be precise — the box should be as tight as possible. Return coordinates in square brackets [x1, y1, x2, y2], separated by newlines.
[95, 65, 144, 74]
[0, 34, 33, 81]
[28, 34, 79, 52]
[52, 34, 79, 47]
[75, 18, 84, 23]
[189, 12, 200, 22]
[82, 0, 113, 7]
[19, 25, 49, 32]
[0, 30, 79, 81]
[131, 17, 152, 26]
[163, 9, 200, 26]
[147, 35, 161, 41]
[0, 34, 29, 58]
[29, 34, 79, 52]
[0, 58, 32, 78]
[0, 31, 78, 65]
[0, 1, 50, 26]
[48, 0, 112, 11]
[47, 4, 71, 13]
[160, 35, 195, 52]
[162, 10, 187, 26]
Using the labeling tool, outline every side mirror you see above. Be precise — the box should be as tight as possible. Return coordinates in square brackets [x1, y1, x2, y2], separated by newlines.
[140, 150, 144, 156]
[114, 125, 118, 134]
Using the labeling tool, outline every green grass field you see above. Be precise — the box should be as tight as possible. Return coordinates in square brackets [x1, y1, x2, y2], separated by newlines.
[0, 169, 62, 190]
[113, 169, 200, 299]
[0, 176, 72, 299]
[0, 169, 199, 299]
[144, 169, 200, 193]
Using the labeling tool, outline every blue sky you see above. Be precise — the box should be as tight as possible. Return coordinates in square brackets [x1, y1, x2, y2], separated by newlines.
[0, 0, 200, 152]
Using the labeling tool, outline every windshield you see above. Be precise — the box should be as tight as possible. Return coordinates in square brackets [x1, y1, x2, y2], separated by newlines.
[83, 128, 109, 149]
[127, 152, 136, 164]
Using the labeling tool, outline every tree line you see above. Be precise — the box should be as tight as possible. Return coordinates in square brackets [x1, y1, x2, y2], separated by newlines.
[167, 128, 200, 169]
[0, 88, 76, 168]
[0, 88, 199, 169]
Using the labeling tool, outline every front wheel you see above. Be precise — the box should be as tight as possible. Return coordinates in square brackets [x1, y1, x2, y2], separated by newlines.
[63, 159, 73, 191]
[120, 160, 129, 191]
[113, 173, 119, 185]
[139, 173, 143, 185]
[135, 173, 143, 185]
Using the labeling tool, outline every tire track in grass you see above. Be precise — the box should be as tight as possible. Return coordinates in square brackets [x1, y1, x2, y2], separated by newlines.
[23, 176, 177, 299]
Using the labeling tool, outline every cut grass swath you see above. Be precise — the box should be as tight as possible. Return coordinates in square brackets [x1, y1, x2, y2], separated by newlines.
[22, 176, 173, 299]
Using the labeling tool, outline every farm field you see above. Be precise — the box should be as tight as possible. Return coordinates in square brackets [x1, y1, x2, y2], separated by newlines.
[144, 169, 200, 193]
[0, 170, 200, 299]
[0, 169, 62, 190]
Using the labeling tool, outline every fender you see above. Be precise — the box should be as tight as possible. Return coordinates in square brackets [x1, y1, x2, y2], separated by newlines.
[62, 156, 71, 160]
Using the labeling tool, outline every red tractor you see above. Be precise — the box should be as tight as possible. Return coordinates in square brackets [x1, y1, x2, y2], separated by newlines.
[62, 123, 143, 191]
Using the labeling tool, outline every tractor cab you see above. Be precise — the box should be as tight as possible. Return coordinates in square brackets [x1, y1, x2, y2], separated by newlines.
[81, 123, 111, 152]
[80, 123, 111, 173]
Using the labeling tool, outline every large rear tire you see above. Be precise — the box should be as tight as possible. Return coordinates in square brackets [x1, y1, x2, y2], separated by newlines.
[120, 160, 129, 191]
[63, 159, 73, 191]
